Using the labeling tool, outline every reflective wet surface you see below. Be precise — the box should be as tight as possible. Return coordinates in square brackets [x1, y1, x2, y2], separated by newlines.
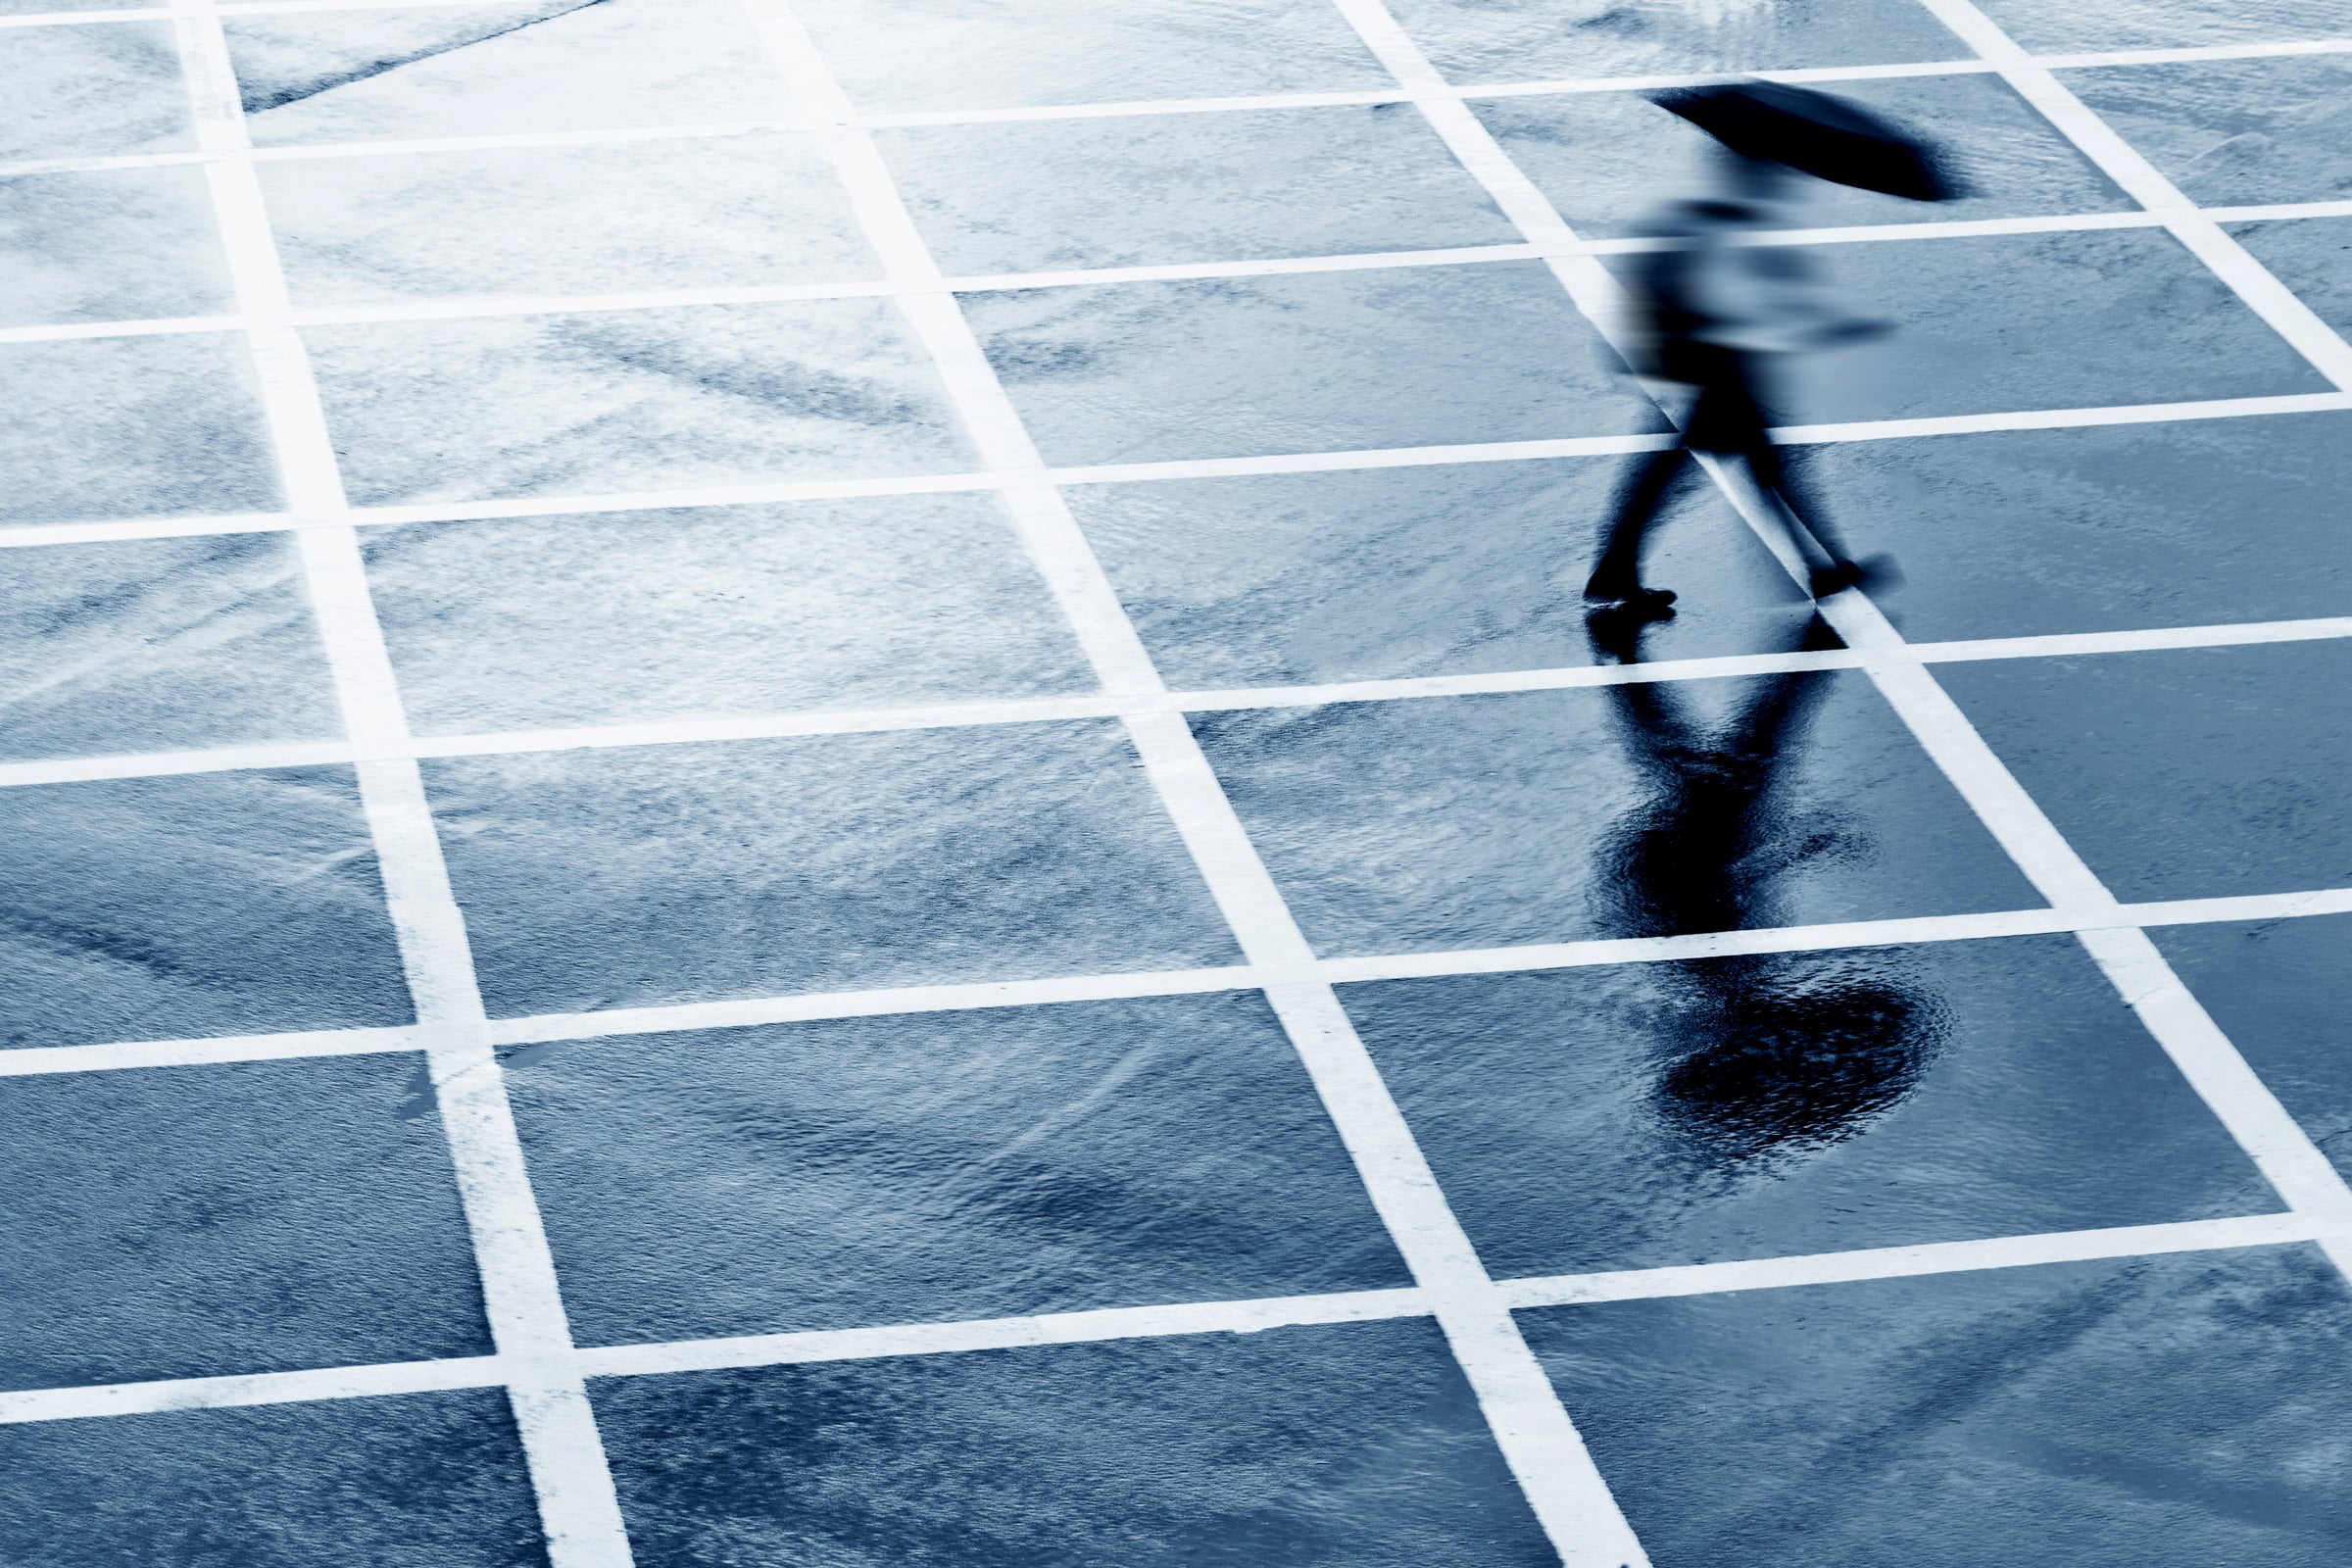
[2157, 913, 2352, 1182]
[0, 534, 339, 759]
[309, 301, 974, 505]
[225, 0, 793, 146]
[796, 0, 1392, 114]
[0, 768, 412, 1049]
[262, 132, 877, 304]
[363, 494, 1091, 733]
[508, 995, 1408, 1344]
[1689, 227, 2328, 426]
[1791, 412, 2352, 639]
[593, 1318, 1554, 1566]
[969, 261, 1665, 465]
[1386, 0, 1967, 83]
[881, 103, 1514, 274]
[1192, 662, 2038, 956]
[1348, 934, 2274, 1276]
[0, 334, 278, 523]
[1069, 457, 1805, 683]
[1940, 641, 2352, 900]
[0, 168, 233, 327]
[1524, 1246, 2352, 1566]
[0, 1391, 544, 1568]
[424, 723, 1238, 1013]
[2068, 55, 2352, 207]
[1979, 0, 2352, 53]
[0, 1055, 488, 1389]
[7, 0, 2352, 1562]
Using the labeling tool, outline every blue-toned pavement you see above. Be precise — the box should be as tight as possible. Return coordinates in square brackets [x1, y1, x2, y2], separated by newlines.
[5, 1, 2352, 1565]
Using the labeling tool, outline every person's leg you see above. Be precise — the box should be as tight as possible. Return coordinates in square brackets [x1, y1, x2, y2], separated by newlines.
[1585, 445, 1690, 605]
[1719, 358, 1872, 598]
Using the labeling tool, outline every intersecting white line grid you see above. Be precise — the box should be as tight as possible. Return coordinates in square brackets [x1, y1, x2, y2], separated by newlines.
[13, 385, 2352, 559]
[13, 192, 2352, 348]
[8, 1, 2352, 1564]
[9, 24, 2352, 351]
[167, 3, 634, 1561]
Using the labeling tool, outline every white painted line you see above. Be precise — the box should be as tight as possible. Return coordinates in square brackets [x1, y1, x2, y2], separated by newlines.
[6, 382, 2350, 549]
[1452, 58, 1999, 100]
[0, 28, 2339, 180]
[743, 4, 1647, 1560]
[287, 277, 906, 326]
[0, 0, 583, 27]
[1319, 0, 2352, 1487]
[0, 151, 215, 177]
[1912, 615, 2352, 663]
[1915, 0, 2352, 392]
[1051, 432, 1677, 485]
[1501, 1213, 2330, 1309]
[0, 511, 296, 549]
[860, 86, 1418, 126]
[942, 242, 1541, 292]
[21, 193, 2352, 350]
[168, 6, 632, 1559]
[10, 884, 2342, 1082]
[1771, 389, 2352, 444]
[0, 739, 353, 789]
[404, 692, 1138, 763]
[1317, 907, 2090, 985]
[1866, 2, 2352, 1284]
[6, 612, 2352, 790]
[0, 1205, 2323, 1427]
[1594, 208, 2162, 254]
[0, 315, 244, 344]
[0, 1024, 426, 1078]
[0, 1356, 511, 1425]
[575, 1288, 1434, 1379]
[2037, 36, 2352, 70]
[0, 4, 173, 24]
[0, 122, 812, 183]
[489, 964, 1263, 1047]
[1445, 33, 2352, 102]
[2128, 886, 2352, 928]
[216, 0, 558, 14]
[2205, 198, 2352, 226]
[241, 118, 816, 162]
[349, 468, 1003, 527]
[1173, 648, 1863, 712]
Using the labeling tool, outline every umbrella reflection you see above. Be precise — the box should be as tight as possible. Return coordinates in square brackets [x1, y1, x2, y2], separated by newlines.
[1589, 610, 1946, 1166]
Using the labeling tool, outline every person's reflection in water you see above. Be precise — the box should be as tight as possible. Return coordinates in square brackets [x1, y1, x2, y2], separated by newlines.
[1589, 608, 1947, 1169]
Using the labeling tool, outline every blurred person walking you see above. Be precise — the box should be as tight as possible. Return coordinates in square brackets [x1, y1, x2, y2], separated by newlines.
[1585, 82, 1963, 618]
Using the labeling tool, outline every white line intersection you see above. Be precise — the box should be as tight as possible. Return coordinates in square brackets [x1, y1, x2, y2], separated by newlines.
[6, 3, 2351, 1565]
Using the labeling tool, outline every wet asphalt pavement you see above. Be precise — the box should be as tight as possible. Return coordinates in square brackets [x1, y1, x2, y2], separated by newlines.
[5, 0, 2352, 1564]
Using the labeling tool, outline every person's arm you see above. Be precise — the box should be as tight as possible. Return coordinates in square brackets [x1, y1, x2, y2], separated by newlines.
[1741, 244, 1890, 349]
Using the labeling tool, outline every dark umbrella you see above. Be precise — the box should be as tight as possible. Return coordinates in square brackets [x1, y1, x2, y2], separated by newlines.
[1649, 80, 1968, 202]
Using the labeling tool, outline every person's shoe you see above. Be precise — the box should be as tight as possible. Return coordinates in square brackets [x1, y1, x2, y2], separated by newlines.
[1810, 554, 1901, 601]
[1586, 601, 1661, 662]
[1584, 582, 1678, 616]
[1809, 561, 1864, 598]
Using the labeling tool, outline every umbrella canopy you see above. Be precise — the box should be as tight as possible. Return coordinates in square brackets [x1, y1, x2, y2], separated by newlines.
[1650, 81, 1967, 202]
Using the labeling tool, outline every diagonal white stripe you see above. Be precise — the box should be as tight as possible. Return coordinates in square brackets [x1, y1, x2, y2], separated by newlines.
[165, 6, 634, 1560]
[735, 2, 1650, 1561]
[1886, 0, 2352, 1263]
